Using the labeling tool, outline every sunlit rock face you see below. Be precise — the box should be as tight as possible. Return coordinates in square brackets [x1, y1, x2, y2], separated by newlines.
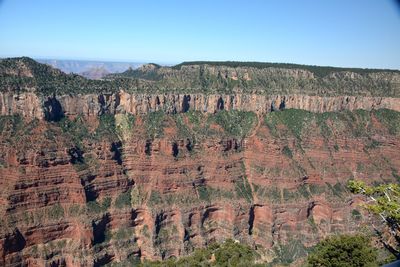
[2, 91, 400, 120]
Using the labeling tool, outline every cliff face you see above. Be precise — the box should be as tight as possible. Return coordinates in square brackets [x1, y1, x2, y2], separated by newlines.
[0, 58, 400, 266]
[1, 107, 399, 266]
[1, 92, 400, 120]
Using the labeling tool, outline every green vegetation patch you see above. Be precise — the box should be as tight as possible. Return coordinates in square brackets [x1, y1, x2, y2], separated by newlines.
[148, 190, 163, 205]
[326, 182, 347, 198]
[0, 115, 23, 134]
[86, 197, 111, 214]
[113, 228, 134, 241]
[195, 185, 235, 203]
[58, 115, 90, 147]
[373, 109, 400, 135]
[282, 184, 312, 201]
[115, 113, 135, 139]
[211, 110, 257, 137]
[392, 168, 400, 182]
[47, 204, 65, 220]
[264, 108, 400, 140]
[234, 175, 253, 203]
[255, 186, 281, 203]
[272, 239, 310, 265]
[364, 139, 382, 151]
[307, 234, 377, 267]
[265, 109, 313, 139]
[145, 110, 166, 138]
[174, 111, 220, 140]
[0, 114, 34, 145]
[351, 209, 362, 220]
[173, 113, 194, 138]
[148, 185, 236, 207]
[139, 239, 260, 266]
[115, 190, 132, 209]
[197, 185, 210, 201]
[95, 113, 118, 140]
[282, 145, 293, 158]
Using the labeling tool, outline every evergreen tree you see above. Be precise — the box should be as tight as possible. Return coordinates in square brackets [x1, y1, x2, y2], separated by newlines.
[307, 234, 378, 267]
[348, 180, 400, 258]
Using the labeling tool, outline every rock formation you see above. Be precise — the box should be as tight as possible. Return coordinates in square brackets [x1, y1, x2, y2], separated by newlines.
[1, 92, 400, 120]
[0, 58, 399, 266]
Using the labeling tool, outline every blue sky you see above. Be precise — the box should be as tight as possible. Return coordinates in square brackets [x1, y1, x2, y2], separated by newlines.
[0, 0, 399, 68]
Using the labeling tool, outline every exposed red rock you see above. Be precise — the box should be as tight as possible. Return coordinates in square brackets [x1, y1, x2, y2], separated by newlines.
[0, 106, 399, 266]
[0, 58, 399, 266]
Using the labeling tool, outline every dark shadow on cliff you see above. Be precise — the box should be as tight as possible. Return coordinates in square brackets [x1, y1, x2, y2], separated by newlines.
[248, 205, 257, 235]
[68, 146, 84, 164]
[92, 213, 111, 245]
[172, 142, 179, 157]
[43, 95, 64, 122]
[4, 229, 26, 254]
[111, 141, 123, 165]
[145, 140, 152, 156]
[94, 253, 113, 267]
[182, 95, 191, 112]
[217, 97, 224, 111]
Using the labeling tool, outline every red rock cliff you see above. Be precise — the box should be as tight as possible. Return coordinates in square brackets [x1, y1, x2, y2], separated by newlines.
[1, 92, 400, 120]
[0, 107, 399, 266]
[1, 58, 400, 266]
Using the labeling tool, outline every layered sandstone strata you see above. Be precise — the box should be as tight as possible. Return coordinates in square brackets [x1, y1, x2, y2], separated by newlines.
[1, 91, 399, 120]
[1, 58, 400, 266]
[0, 108, 399, 266]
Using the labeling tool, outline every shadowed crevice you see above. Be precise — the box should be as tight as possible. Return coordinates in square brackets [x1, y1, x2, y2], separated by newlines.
[182, 95, 191, 112]
[43, 95, 64, 122]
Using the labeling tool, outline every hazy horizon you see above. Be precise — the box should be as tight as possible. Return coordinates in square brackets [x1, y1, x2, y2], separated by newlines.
[0, 56, 398, 71]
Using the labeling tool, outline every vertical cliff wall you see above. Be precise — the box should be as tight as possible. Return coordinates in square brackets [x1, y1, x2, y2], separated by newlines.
[1, 92, 399, 120]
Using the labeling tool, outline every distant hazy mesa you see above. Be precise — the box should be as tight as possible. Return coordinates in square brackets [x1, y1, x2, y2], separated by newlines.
[0, 57, 399, 119]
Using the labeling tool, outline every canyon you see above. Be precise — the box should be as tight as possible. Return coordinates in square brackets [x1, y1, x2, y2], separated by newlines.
[0, 58, 400, 266]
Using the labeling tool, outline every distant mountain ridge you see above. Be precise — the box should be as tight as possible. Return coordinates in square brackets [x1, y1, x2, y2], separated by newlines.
[37, 58, 144, 79]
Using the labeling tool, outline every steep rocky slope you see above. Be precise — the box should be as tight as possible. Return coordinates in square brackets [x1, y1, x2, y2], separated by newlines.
[0, 58, 400, 266]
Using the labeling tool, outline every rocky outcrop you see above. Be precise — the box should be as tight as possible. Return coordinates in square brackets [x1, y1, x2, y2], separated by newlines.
[0, 93, 44, 119]
[1, 106, 399, 266]
[1, 91, 399, 120]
